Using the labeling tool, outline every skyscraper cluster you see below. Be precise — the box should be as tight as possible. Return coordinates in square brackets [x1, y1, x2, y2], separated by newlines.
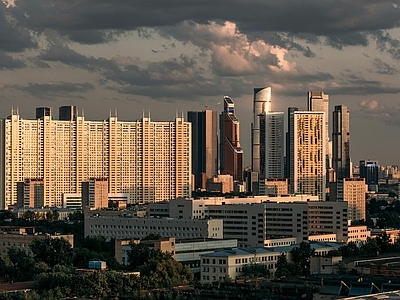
[0, 89, 367, 222]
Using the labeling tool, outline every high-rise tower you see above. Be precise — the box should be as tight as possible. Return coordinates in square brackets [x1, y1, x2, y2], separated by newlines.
[219, 96, 244, 181]
[332, 105, 350, 180]
[285, 107, 298, 179]
[188, 110, 218, 190]
[290, 111, 326, 200]
[260, 112, 284, 179]
[307, 91, 330, 165]
[252, 87, 271, 173]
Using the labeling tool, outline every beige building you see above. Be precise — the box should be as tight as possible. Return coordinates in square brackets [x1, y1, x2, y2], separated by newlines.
[0, 110, 191, 208]
[340, 178, 367, 222]
[85, 212, 223, 241]
[16, 178, 44, 208]
[206, 174, 234, 194]
[290, 111, 326, 200]
[264, 178, 288, 196]
[82, 178, 109, 209]
[347, 225, 370, 244]
[0, 226, 74, 258]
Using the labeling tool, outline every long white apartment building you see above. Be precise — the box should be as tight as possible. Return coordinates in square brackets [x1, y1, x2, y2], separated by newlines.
[84, 211, 223, 241]
[147, 196, 348, 247]
[0, 108, 192, 208]
[200, 241, 342, 283]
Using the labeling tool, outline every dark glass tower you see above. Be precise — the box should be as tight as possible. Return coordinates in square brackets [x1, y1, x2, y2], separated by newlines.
[332, 105, 350, 179]
[219, 96, 243, 181]
[36, 107, 52, 119]
[59, 106, 77, 121]
[188, 110, 218, 190]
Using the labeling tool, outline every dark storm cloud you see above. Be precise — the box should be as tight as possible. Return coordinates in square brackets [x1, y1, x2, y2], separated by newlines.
[0, 5, 35, 52]
[331, 72, 400, 95]
[4, 0, 400, 47]
[3, 82, 95, 99]
[0, 52, 25, 69]
[371, 58, 398, 74]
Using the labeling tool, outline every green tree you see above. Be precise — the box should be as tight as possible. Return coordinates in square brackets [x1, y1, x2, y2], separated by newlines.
[242, 262, 270, 279]
[30, 237, 73, 267]
[376, 232, 392, 253]
[290, 242, 314, 275]
[339, 242, 360, 257]
[6, 247, 35, 281]
[360, 237, 380, 257]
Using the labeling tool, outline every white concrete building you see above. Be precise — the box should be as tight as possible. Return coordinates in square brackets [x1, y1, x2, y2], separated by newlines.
[200, 241, 343, 283]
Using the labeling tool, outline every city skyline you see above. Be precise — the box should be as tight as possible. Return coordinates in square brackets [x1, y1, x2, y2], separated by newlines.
[0, 1, 400, 166]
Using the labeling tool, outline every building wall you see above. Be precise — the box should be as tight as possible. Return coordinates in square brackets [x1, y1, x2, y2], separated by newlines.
[0, 113, 191, 208]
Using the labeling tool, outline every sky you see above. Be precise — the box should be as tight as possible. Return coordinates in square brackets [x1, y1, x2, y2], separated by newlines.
[1, 0, 400, 167]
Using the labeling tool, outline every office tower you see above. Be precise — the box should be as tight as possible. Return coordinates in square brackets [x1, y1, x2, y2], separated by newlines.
[307, 91, 330, 166]
[259, 112, 284, 178]
[332, 105, 350, 180]
[188, 110, 218, 190]
[59, 105, 77, 121]
[82, 178, 108, 208]
[359, 160, 379, 192]
[0, 109, 192, 208]
[290, 111, 326, 200]
[35, 107, 52, 119]
[251, 87, 271, 173]
[219, 96, 244, 181]
[285, 107, 298, 179]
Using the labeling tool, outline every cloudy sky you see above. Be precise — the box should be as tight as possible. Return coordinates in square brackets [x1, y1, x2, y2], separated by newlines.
[1, 0, 400, 166]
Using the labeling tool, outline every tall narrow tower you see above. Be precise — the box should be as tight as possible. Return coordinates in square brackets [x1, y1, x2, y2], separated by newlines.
[260, 112, 284, 179]
[219, 96, 244, 181]
[290, 111, 326, 200]
[307, 91, 330, 166]
[252, 87, 271, 173]
[332, 105, 350, 180]
[188, 110, 218, 190]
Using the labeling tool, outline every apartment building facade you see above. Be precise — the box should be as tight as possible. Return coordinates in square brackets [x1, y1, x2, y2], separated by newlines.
[0, 109, 191, 208]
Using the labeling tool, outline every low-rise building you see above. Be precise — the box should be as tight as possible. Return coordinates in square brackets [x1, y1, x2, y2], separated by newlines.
[115, 237, 237, 272]
[0, 226, 74, 258]
[199, 241, 343, 283]
[85, 213, 223, 241]
[347, 225, 371, 244]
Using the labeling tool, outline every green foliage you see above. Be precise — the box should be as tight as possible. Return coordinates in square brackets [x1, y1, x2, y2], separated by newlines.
[127, 243, 194, 288]
[290, 241, 314, 275]
[68, 210, 84, 221]
[242, 262, 270, 279]
[3, 247, 35, 282]
[360, 237, 380, 256]
[30, 237, 73, 267]
[274, 253, 301, 278]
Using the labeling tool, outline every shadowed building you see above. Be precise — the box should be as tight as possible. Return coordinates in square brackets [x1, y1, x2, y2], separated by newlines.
[219, 96, 243, 181]
[59, 105, 77, 121]
[188, 110, 218, 190]
[333, 105, 350, 180]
